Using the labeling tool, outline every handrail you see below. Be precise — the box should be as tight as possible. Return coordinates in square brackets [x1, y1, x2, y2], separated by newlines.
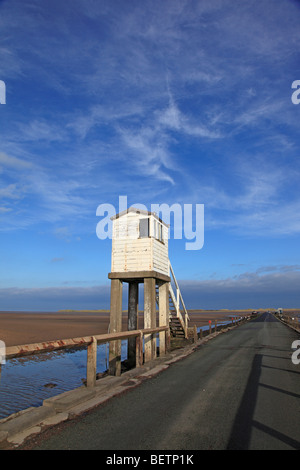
[4, 326, 169, 388]
[5, 326, 168, 359]
[169, 260, 190, 337]
[195, 315, 250, 339]
[280, 314, 300, 331]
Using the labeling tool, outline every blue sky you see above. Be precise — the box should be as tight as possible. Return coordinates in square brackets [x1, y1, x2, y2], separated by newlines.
[0, 0, 300, 310]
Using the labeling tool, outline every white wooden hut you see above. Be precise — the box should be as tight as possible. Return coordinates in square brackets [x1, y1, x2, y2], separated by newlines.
[110, 208, 169, 277]
[107, 207, 189, 376]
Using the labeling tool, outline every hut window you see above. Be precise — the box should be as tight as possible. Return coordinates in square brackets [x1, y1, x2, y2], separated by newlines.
[158, 223, 163, 242]
[139, 218, 149, 238]
[151, 219, 164, 243]
[153, 220, 157, 239]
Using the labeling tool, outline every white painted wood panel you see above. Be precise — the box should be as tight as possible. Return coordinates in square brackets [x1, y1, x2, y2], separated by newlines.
[111, 211, 169, 275]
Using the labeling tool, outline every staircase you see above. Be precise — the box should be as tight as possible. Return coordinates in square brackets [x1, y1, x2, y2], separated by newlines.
[168, 289, 185, 338]
[155, 261, 189, 338]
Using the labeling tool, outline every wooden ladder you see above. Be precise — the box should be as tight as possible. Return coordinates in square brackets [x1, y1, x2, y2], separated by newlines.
[155, 261, 189, 338]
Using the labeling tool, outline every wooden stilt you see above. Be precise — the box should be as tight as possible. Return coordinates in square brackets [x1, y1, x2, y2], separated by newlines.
[127, 281, 139, 368]
[144, 277, 156, 362]
[109, 279, 123, 376]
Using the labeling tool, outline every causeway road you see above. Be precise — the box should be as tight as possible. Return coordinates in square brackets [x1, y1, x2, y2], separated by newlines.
[23, 313, 300, 450]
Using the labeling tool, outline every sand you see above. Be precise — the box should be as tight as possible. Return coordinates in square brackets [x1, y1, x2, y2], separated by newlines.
[0, 309, 298, 347]
[0, 311, 112, 347]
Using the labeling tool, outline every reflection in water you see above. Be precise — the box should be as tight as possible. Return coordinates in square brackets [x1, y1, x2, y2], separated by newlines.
[0, 341, 128, 419]
[197, 320, 233, 332]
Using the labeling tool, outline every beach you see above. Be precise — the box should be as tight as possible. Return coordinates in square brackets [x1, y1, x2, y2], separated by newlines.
[0, 309, 282, 347]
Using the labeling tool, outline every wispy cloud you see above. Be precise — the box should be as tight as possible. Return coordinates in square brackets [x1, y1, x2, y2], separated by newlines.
[17, 120, 67, 143]
[0, 206, 12, 213]
[157, 93, 222, 139]
[0, 0, 300, 309]
[0, 152, 32, 170]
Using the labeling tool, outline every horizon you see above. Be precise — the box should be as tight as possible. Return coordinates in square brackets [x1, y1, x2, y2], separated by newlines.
[0, 0, 300, 311]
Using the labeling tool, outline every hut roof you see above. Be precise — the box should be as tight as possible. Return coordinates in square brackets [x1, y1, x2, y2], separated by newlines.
[111, 207, 169, 227]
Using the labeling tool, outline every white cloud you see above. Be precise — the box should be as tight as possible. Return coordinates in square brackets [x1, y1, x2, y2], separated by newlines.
[0, 152, 32, 170]
[178, 268, 300, 308]
[1, 266, 299, 311]
[157, 96, 222, 139]
[0, 183, 21, 200]
[17, 120, 67, 142]
[0, 285, 111, 311]
[0, 206, 12, 213]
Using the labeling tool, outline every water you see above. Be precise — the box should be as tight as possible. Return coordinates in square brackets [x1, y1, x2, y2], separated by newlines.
[0, 322, 233, 420]
[197, 320, 233, 333]
[0, 341, 128, 420]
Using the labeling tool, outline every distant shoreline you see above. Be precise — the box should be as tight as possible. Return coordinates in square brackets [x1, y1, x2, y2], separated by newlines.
[1, 307, 299, 314]
[0, 308, 299, 347]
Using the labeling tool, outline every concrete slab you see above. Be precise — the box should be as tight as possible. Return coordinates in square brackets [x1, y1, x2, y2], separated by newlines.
[94, 375, 129, 392]
[0, 406, 36, 425]
[41, 412, 69, 428]
[0, 431, 8, 443]
[68, 393, 114, 416]
[7, 426, 41, 446]
[43, 386, 97, 412]
[137, 364, 169, 378]
[0, 405, 54, 437]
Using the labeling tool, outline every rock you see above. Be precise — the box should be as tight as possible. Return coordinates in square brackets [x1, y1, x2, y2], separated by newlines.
[43, 383, 57, 389]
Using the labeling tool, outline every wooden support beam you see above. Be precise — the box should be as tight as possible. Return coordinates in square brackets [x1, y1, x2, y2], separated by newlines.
[136, 333, 143, 368]
[159, 281, 169, 356]
[144, 277, 156, 362]
[127, 281, 139, 368]
[86, 336, 97, 388]
[109, 278, 123, 376]
[193, 325, 198, 343]
[109, 271, 171, 283]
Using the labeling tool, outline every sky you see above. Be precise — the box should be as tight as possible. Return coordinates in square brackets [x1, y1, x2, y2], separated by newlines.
[0, 0, 300, 311]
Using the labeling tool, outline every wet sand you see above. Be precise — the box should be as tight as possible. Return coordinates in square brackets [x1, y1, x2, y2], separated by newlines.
[0, 309, 298, 347]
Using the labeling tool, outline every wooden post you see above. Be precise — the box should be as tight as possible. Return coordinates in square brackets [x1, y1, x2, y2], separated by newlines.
[214, 320, 217, 334]
[127, 281, 139, 368]
[159, 281, 169, 356]
[209, 321, 212, 335]
[200, 328, 203, 339]
[136, 333, 143, 367]
[193, 325, 197, 343]
[109, 278, 123, 376]
[87, 336, 97, 387]
[144, 277, 156, 362]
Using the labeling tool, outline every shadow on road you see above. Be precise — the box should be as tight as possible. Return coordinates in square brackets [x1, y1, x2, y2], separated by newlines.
[227, 353, 300, 450]
[227, 354, 262, 449]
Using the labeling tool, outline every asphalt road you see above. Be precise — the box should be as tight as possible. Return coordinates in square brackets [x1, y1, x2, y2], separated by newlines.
[24, 313, 300, 450]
